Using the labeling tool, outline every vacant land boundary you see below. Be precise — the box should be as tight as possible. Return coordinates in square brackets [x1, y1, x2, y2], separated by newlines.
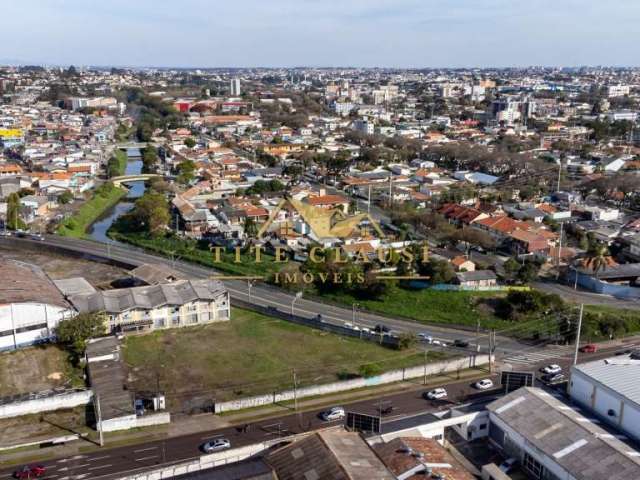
[123, 308, 446, 409]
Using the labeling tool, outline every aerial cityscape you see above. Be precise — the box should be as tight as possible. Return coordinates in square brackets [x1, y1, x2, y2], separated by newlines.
[2, 2, 640, 480]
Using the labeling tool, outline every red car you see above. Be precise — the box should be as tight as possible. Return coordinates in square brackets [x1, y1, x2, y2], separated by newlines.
[13, 466, 46, 479]
[580, 344, 598, 353]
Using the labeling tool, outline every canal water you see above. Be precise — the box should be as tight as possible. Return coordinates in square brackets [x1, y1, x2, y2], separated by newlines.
[88, 148, 146, 243]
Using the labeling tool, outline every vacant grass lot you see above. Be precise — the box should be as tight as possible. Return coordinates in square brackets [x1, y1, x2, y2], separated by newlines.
[108, 231, 286, 278]
[0, 345, 82, 398]
[324, 286, 510, 329]
[123, 308, 443, 407]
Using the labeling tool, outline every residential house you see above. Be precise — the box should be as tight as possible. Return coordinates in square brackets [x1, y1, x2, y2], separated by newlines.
[455, 270, 497, 288]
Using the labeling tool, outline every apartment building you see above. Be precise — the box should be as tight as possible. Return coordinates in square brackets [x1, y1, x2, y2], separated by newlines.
[67, 279, 230, 334]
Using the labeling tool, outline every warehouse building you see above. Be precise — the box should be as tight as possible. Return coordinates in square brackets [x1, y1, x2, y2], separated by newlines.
[487, 387, 640, 480]
[0, 259, 73, 350]
[569, 355, 640, 442]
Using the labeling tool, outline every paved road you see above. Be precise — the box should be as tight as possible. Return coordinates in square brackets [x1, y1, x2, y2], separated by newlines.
[2, 235, 527, 354]
[533, 280, 640, 310]
[0, 374, 499, 479]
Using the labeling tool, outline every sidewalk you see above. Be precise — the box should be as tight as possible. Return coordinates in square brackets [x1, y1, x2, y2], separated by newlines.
[0, 367, 489, 466]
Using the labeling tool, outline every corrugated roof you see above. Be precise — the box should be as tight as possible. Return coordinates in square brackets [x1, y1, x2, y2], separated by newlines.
[0, 259, 70, 308]
[488, 387, 640, 480]
[573, 356, 640, 408]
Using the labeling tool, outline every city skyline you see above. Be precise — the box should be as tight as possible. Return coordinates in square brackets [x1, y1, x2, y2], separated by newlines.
[2, 0, 640, 68]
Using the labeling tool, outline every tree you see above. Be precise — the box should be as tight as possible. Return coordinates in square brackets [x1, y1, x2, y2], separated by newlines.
[419, 258, 455, 285]
[517, 262, 540, 284]
[184, 137, 196, 149]
[142, 145, 158, 173]
[6, 193, 26, 230]
[176, 160, 196, 185]
[58, 191, 74, 204]
[130, 191, 171, 236]
[503, 257, 520, 282]
[244, 217, 258, 238]
[56, 312, 107, 358]
[583, 243, 611, 278]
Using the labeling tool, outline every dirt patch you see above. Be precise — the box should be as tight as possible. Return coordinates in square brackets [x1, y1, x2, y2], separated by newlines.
[0, 246, 126, 288]
[0, 407, 91, 448]
[0, 345, 82, 398]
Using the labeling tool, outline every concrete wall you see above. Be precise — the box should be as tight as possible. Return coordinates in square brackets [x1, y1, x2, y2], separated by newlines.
[0, 389, 92, 419]
[215, 355, 489, 413]
[101, 412, 171, 433]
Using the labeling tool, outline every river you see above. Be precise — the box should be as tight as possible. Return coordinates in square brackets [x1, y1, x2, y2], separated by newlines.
[88, 148, 146, 243]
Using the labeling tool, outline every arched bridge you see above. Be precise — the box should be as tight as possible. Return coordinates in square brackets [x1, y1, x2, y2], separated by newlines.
[110, 174, 161, 186]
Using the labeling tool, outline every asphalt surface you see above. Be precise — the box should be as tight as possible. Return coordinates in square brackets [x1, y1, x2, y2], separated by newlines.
[0, 375, 500, 480]
[3, 339, 637, 479]
[0, 235, 527, 354]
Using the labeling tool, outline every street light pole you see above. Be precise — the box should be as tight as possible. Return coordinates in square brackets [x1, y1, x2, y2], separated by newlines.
[573, 304, 584, 366]
[247, 280, 255, 301]
[291, 291, 303, 317]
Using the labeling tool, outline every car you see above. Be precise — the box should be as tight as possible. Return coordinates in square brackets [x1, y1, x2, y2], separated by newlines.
[321, 406, 345, 421]
[0, 230, 12, 237]
[474, 379, 494, 390]
[201, 438, 231, 453]
[615, 349, 633, 356]
[542, 373, 566, 384]
[13, 466, 47, 479]
[453, 339, 469, 348]
[374, 324, 390, 334]
[432, 340, 448, 347]
[134, 399, 145, 416]
[542, 364, 562, 375]
[423, 388, 447, 400]
[579, 344, 598, 353]
[499, 458, 517, 473]
[29, 233, 44, 241]
[417, 333, 433, 343]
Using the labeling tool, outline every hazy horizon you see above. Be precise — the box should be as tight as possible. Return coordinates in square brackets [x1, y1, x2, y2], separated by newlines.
[2, 0, 639, 68]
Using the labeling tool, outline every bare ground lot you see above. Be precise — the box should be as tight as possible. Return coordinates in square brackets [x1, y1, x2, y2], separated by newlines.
[123, 308, 445, 410]
[0, 246, 126, 287]
[0, 345, 83, 398]
[0, 407, 91, 448]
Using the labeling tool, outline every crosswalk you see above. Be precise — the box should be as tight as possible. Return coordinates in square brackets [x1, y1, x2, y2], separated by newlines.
[501, 346, 574, 367]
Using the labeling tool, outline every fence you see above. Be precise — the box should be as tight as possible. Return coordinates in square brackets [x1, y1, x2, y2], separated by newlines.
[214, 354, 490, 413]
[0, 388, 92, 419]
[231, 297, 400, 348]
[570, 270, 640, 300]
[101, 412, 171, 433]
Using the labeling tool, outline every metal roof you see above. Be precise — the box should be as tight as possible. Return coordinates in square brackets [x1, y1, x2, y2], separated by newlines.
[487, 387, 640, 480]
[572, 356, 640, 408]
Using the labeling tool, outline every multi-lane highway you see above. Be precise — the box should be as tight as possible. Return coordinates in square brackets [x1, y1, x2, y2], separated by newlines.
[1, 235, 527, 354]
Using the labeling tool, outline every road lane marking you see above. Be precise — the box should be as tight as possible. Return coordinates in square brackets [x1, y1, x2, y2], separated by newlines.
[88, 455, 111, 461]
[133, 446, 158, 453]
[135, 455, 159, 462]
[201, 433, 224, 440]
[88, 464, 113, 471]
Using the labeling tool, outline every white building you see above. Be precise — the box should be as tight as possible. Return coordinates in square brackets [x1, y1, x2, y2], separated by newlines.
[0, 260, 73, 351]
[488, 387, 640, 480]
[230, 78, 241, 96]
[353, 118, 375, 135]
[570, 355, 640, 442]
[607, 85, 630, 98]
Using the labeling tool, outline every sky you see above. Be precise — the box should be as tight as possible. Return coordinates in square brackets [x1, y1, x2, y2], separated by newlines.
[2, 0, 639, 68]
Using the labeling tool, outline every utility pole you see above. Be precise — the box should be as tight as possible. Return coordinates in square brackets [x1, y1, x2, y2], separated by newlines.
[423, 348, 428, 385]
[247, 280, 255, 301]
[556, 221, 564, 280]
[573, 304, 584, 366]
[475, 319, 481, 353]
[367, 184, 371, 216]
[556, 158, 562, 193]
[95, 394, 104, 447]
[291, 291, 302, 317]
[293, 369, 298, 411]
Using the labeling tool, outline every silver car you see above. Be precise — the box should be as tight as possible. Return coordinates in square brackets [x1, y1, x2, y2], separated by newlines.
[202, 438, 231, 453]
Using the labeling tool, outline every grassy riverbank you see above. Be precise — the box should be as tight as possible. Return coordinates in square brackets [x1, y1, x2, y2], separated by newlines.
[57, 182, 127, 238]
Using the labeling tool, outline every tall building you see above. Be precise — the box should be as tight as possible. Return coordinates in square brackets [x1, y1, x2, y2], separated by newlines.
[230, 78, 241, 96]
